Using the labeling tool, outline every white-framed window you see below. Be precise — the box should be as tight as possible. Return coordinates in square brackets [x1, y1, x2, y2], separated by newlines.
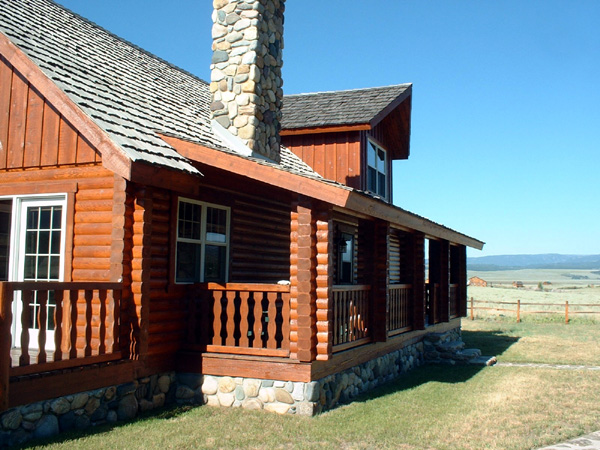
[367, 139, 388, 199]
[175, 198, 230, 283]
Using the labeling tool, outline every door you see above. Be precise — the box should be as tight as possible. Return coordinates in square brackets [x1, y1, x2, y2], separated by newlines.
[13, 196, 66, 351]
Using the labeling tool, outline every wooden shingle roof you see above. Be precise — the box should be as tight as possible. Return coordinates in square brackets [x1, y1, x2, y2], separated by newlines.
[281, 84, 412, 131]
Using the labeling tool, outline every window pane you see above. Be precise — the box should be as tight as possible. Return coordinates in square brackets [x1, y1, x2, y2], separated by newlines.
[51, 230, 61, 254]
[39, 231, 50, 254]
[378, 172, 386, 197]
[377, 148, 386, 172]
[24, 255, 36, 279]
[25, 230, 38, 254]
[38, 256, 49, 280]
[176, 242, 199, 283]
[206, 207, 227, 243]
[178, 202, 201, 240]
[367, 167, 377, 192]
[40, 207, 52, 229]
[204, 245, 226, 282]
[337, 233, 354, 284]
[27, 208, 38, 230]
[367, 142, 376, 168]
[52, 207, 62, 229]
[49, 256, 60, 279]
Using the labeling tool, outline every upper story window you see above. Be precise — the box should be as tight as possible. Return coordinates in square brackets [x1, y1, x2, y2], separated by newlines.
[176, 198, 230, 283]
[367, 140, 387, 199]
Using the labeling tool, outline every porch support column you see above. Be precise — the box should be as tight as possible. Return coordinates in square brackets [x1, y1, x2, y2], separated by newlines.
[290, 196, 317, 362]
[440, 240, 450, 322]
[429, 239, 450, 323]
[456, 245, 468, 317]
[124, 184, 152, 363]
[372, 220, 389, 342]
[411, 232, 426, 330]
[315, 207, 332, 360]
[0, 282, 12, 412]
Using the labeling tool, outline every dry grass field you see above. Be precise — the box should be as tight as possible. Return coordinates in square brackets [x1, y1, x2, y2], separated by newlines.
[467, 269, 600, 321]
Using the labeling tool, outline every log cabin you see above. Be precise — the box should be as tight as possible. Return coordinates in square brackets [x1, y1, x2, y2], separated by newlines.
[0, 0, 484, 429]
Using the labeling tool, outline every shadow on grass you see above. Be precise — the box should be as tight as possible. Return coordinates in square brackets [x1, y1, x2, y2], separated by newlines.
[16, 405, 198, 449]
[461, 329, 520, 357]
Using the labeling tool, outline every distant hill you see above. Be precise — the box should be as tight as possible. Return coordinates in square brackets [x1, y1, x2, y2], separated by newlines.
[467, 254, 600, 271]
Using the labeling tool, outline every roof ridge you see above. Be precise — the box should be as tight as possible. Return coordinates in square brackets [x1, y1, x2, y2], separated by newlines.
[48, 0, 209, 86]
[284, 83, 412, 98]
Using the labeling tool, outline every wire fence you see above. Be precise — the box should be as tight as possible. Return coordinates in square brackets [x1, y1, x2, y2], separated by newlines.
[468, 297, 600, 323]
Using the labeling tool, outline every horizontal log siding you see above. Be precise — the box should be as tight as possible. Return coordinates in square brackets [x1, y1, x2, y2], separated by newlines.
[147, 189, 187, 359]
[0, 56, 100, 170]
[230, 198, 291, 283]
[72, 176, 115, 282]
[282, 131, 362, 189]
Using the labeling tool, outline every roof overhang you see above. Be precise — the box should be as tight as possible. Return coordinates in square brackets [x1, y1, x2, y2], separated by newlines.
[160, 134, 484, 250]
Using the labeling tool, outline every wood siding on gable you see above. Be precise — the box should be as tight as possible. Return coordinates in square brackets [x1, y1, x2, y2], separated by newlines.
[282, 132, 362, 190]
[0, 56, 100, 170]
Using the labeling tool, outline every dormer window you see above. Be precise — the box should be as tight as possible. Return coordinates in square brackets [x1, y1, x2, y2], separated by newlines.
[367, 140, 387, 199]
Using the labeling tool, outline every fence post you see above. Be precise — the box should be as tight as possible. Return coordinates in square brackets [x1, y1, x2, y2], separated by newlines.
[470, 297, 474, 320]
[516, 299, 521, 323]
[0, 282, 12, 412]
[565, 301, 569, 324]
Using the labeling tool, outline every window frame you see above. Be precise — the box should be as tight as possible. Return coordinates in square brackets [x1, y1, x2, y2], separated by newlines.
[175, 197, 231, 284]
[366, 139, 388, 200]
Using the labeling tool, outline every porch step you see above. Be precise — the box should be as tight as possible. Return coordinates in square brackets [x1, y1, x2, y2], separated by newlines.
[424, 331, 496, 367]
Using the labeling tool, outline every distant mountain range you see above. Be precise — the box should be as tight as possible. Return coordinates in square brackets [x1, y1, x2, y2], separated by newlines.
[467, 254, 600, 271]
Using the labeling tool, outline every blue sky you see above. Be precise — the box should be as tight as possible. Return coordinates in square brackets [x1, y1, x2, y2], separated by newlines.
[55, 0, 599, 257]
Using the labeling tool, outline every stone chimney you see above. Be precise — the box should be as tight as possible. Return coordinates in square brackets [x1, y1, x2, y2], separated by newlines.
[210, 0, 285, 163]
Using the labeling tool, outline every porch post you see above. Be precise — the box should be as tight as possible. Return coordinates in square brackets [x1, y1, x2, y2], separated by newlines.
[372, 220, 389, 342]
[440, 240, 450, 322]
[315, 207, 332, 360]
[411, 232, 426, 330]
[290, 196, 317, 362]
[457, 245, 468, 317]
[0, 282, 12, 411]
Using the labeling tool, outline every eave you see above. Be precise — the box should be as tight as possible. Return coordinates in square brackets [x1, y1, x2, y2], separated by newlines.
[160, 134, 484, 250]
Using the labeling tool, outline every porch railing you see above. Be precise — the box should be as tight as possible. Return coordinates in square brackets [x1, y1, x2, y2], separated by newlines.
[332, 285, 371, 351]
[0, 281, 122, 410]
[449, 283, 459, 318]
[388, 284, 413, 335]
[188, 283, 290, 357]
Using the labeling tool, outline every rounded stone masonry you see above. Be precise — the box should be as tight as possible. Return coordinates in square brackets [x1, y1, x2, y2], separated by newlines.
[0, 372, 177, 448]
[210, 0, 285, 163]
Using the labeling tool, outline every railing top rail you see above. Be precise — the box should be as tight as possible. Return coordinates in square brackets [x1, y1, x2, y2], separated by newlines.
[332, 284, 371, 292]
[4, 281, 123, 291]
[388, 283, 412, 290]
[201, 282, 290, 293]
[449, 283, 459, 288]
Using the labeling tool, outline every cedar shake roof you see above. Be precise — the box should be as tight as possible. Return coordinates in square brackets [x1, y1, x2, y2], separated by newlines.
[281, 84, 412, 130]
[0, 0, 317, 178]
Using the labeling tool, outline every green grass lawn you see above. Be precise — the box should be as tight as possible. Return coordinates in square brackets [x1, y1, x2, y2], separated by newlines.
[24, 321, 600, 450]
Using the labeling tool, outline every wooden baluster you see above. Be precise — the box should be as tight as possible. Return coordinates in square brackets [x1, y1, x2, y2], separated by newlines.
[225, 291, 236, 347]
[37, 290, 48, 364]
[281, 292, 290, 351]
[69, 290, 78, 358]
[239, 291, 250, 348]
[19, 290, 32, 366]
[112, 288, 120, 353]
[98, 290, 107, 355]
[266, 291, 277, 349]
[213, 291, 223, 346]
[53, 290, 64, 361]
[84, 290, 93, 357]
[253, 291, 263, 348]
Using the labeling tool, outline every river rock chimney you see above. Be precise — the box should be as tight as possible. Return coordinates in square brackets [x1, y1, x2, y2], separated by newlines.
[210, 0, 285, 163]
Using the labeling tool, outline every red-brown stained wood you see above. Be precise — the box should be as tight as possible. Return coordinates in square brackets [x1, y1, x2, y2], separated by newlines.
[282, 132, 362, 189]
[7, 70, 28, 169]
[58, 118, 78, 165]
[40, 103, 60, 166]
[0, 57, 12, 170]
[23, 85, 44, 167]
